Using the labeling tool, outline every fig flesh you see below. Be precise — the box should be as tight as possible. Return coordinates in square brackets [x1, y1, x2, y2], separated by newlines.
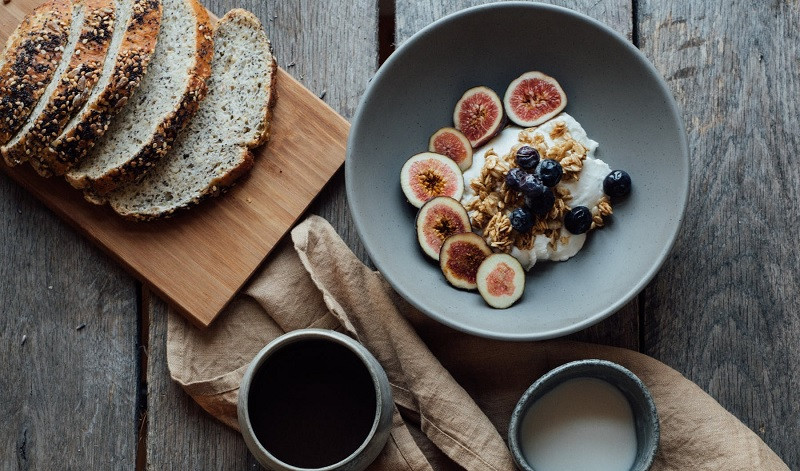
[428, 127, 473, 171]
[400, 152, 464, 208]
[504, 71, 567, 127]
[439, 232, 493, 290]
[416, 197, 471, 261]
[453, 86, 504, 148]
[476, 253, 525, 308]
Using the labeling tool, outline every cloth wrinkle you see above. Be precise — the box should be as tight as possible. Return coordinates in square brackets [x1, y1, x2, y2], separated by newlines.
[163, 215, 790, 471]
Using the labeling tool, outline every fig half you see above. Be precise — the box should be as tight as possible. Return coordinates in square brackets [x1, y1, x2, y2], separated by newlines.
[453, 86, 504, 148]
[416, 197, 471, 261]
[400, 152, 465, 208]
[439, 232, 493, 290]
[428, 127, 473, 171]
[504, 71, 567, 127]
[477, 253, 525, 309]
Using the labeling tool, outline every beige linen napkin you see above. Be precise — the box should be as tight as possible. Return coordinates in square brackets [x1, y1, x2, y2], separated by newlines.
[167, 215, 788, 470]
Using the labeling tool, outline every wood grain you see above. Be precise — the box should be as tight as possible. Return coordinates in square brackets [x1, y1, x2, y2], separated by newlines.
[0, 0, 348, 327]
[0, 173, 139, 468]
[638, 1, 800, 468]
[394, 0, 640, 351]
[143, 0, 379, 468]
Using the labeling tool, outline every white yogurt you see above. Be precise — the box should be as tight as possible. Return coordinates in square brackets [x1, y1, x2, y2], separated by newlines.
[460, 113, 611, 271]
[519, 377, 638, 471]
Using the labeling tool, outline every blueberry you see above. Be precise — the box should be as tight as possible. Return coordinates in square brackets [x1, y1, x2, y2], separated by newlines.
[505, 167, 527, 192]
[509, 207, 535, 233]
[603, 170, 632, 198]
[524, 187, 555, 216]
[519, 173, 545, 196]
[564, 206, 593, 234]
[536, 159, 563, 187]
[515, 146, 540, 170]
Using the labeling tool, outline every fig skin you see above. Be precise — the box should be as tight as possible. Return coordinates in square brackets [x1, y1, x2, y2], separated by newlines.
[504, 71, 567, 127]
[453, 86, 504, 148]
[428, 127, 473, 171]
[400, 152, 465, 208]
[416, 197, 472, 261]
[476, 253, 525, 309]
[439, 233, 493, 290]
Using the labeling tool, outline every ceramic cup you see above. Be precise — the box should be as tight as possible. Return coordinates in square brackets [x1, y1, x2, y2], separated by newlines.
[238, 329, 393, 471]
[508, 359, 660, 471]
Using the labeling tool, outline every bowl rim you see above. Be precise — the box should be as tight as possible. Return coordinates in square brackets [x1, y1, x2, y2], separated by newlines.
[346, 1, 690, 341]
[506, 359, 660, 471]
[236, 329, 391, 471]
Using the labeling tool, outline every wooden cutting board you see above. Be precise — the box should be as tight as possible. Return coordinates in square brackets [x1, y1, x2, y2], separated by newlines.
[0, 0, 348, 327]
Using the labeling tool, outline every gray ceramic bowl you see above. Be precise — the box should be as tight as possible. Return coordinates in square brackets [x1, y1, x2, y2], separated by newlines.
[346, 2, 689, 340]
[508, 360, 660, 470]
[237, 329, 393, 471]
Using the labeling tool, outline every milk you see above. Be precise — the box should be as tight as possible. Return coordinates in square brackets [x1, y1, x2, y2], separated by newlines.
[519, 377, 638, 471]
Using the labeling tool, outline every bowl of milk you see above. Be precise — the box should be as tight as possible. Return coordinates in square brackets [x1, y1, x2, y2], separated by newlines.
[508, 359, 659, 471]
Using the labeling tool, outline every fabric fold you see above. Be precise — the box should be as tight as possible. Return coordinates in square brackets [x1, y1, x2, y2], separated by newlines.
[165, 215, 789, 471]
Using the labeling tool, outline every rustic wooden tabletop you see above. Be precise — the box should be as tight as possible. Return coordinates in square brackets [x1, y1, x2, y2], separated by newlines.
[2, 0, 798, 469]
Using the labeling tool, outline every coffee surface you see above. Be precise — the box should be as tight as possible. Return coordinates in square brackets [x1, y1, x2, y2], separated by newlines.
[248, 339, 378, 468]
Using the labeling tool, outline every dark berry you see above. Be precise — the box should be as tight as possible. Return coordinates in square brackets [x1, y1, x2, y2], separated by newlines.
[515, 146, 540, 170]
[524, 188, 555, 216]
[603, 170, 632, 198]
[519, 173, 545, 196]
[509, 207, 534, 233]
[505, 167, 527, 192]
[564, 206, 593, 234]
[536, 159, 563, 187]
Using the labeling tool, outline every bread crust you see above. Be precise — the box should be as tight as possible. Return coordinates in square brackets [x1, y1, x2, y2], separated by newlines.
[69, 0, 214, 198]
[112, 9, 277, 221]
[0, 0, 73, 145]
[3, 0, 118, 173]
[45, 0, 163, 174]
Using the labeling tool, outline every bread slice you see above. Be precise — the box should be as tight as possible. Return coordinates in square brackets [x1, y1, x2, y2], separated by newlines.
[0, 0, 73, 145]
[65, 0, 213, 198]
[3, 0, 117, 172]
[36, 0, 164, 176]
[109, 9, 277, 220]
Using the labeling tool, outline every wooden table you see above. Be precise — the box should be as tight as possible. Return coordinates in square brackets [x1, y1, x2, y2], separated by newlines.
[2, 0, 798, 468]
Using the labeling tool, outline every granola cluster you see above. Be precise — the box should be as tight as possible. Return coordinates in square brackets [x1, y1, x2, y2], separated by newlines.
[463, 121, 613, 254]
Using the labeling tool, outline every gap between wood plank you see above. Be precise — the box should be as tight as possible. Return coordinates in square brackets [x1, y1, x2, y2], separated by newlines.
[378, 0, 396, 64]
[135, 283, 149, 471]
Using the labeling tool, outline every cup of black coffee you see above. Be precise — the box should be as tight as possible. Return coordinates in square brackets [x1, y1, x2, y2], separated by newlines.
[238, 329, 393, 471]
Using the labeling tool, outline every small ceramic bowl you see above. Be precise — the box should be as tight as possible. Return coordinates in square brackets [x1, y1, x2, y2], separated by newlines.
[238, 329, 393, 471]
[508, 359, 659, 471]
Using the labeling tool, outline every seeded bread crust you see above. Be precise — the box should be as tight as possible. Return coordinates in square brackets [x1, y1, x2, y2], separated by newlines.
[43, 0, 164, 175]
[0, 0, 73, 145]
[66, 0, 214, 199]
[3, 0, 118, 173]
[110, 9, 277, 220]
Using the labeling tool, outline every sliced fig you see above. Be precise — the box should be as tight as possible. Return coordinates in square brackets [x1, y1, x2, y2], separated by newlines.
[400, 152, 464, 208]
[504, 71, 567, 127]
[453, 86, 504, 148]
[416, 197, 472, 261]
[428, 127, 473, 171]
[439, 232, 493, 290]
[477, 253, 525, 309]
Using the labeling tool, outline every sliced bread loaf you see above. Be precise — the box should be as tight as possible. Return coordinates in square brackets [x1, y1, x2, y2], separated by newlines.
[0, 0, 73, 145]
[65, 0, 213, 198]
[36, 0, 164, 176]
[3, 0, 117, 172]
[109, 9, 277, 220]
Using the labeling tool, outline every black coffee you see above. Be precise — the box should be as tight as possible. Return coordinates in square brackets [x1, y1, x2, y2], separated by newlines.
[248, 339, 378, 469]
